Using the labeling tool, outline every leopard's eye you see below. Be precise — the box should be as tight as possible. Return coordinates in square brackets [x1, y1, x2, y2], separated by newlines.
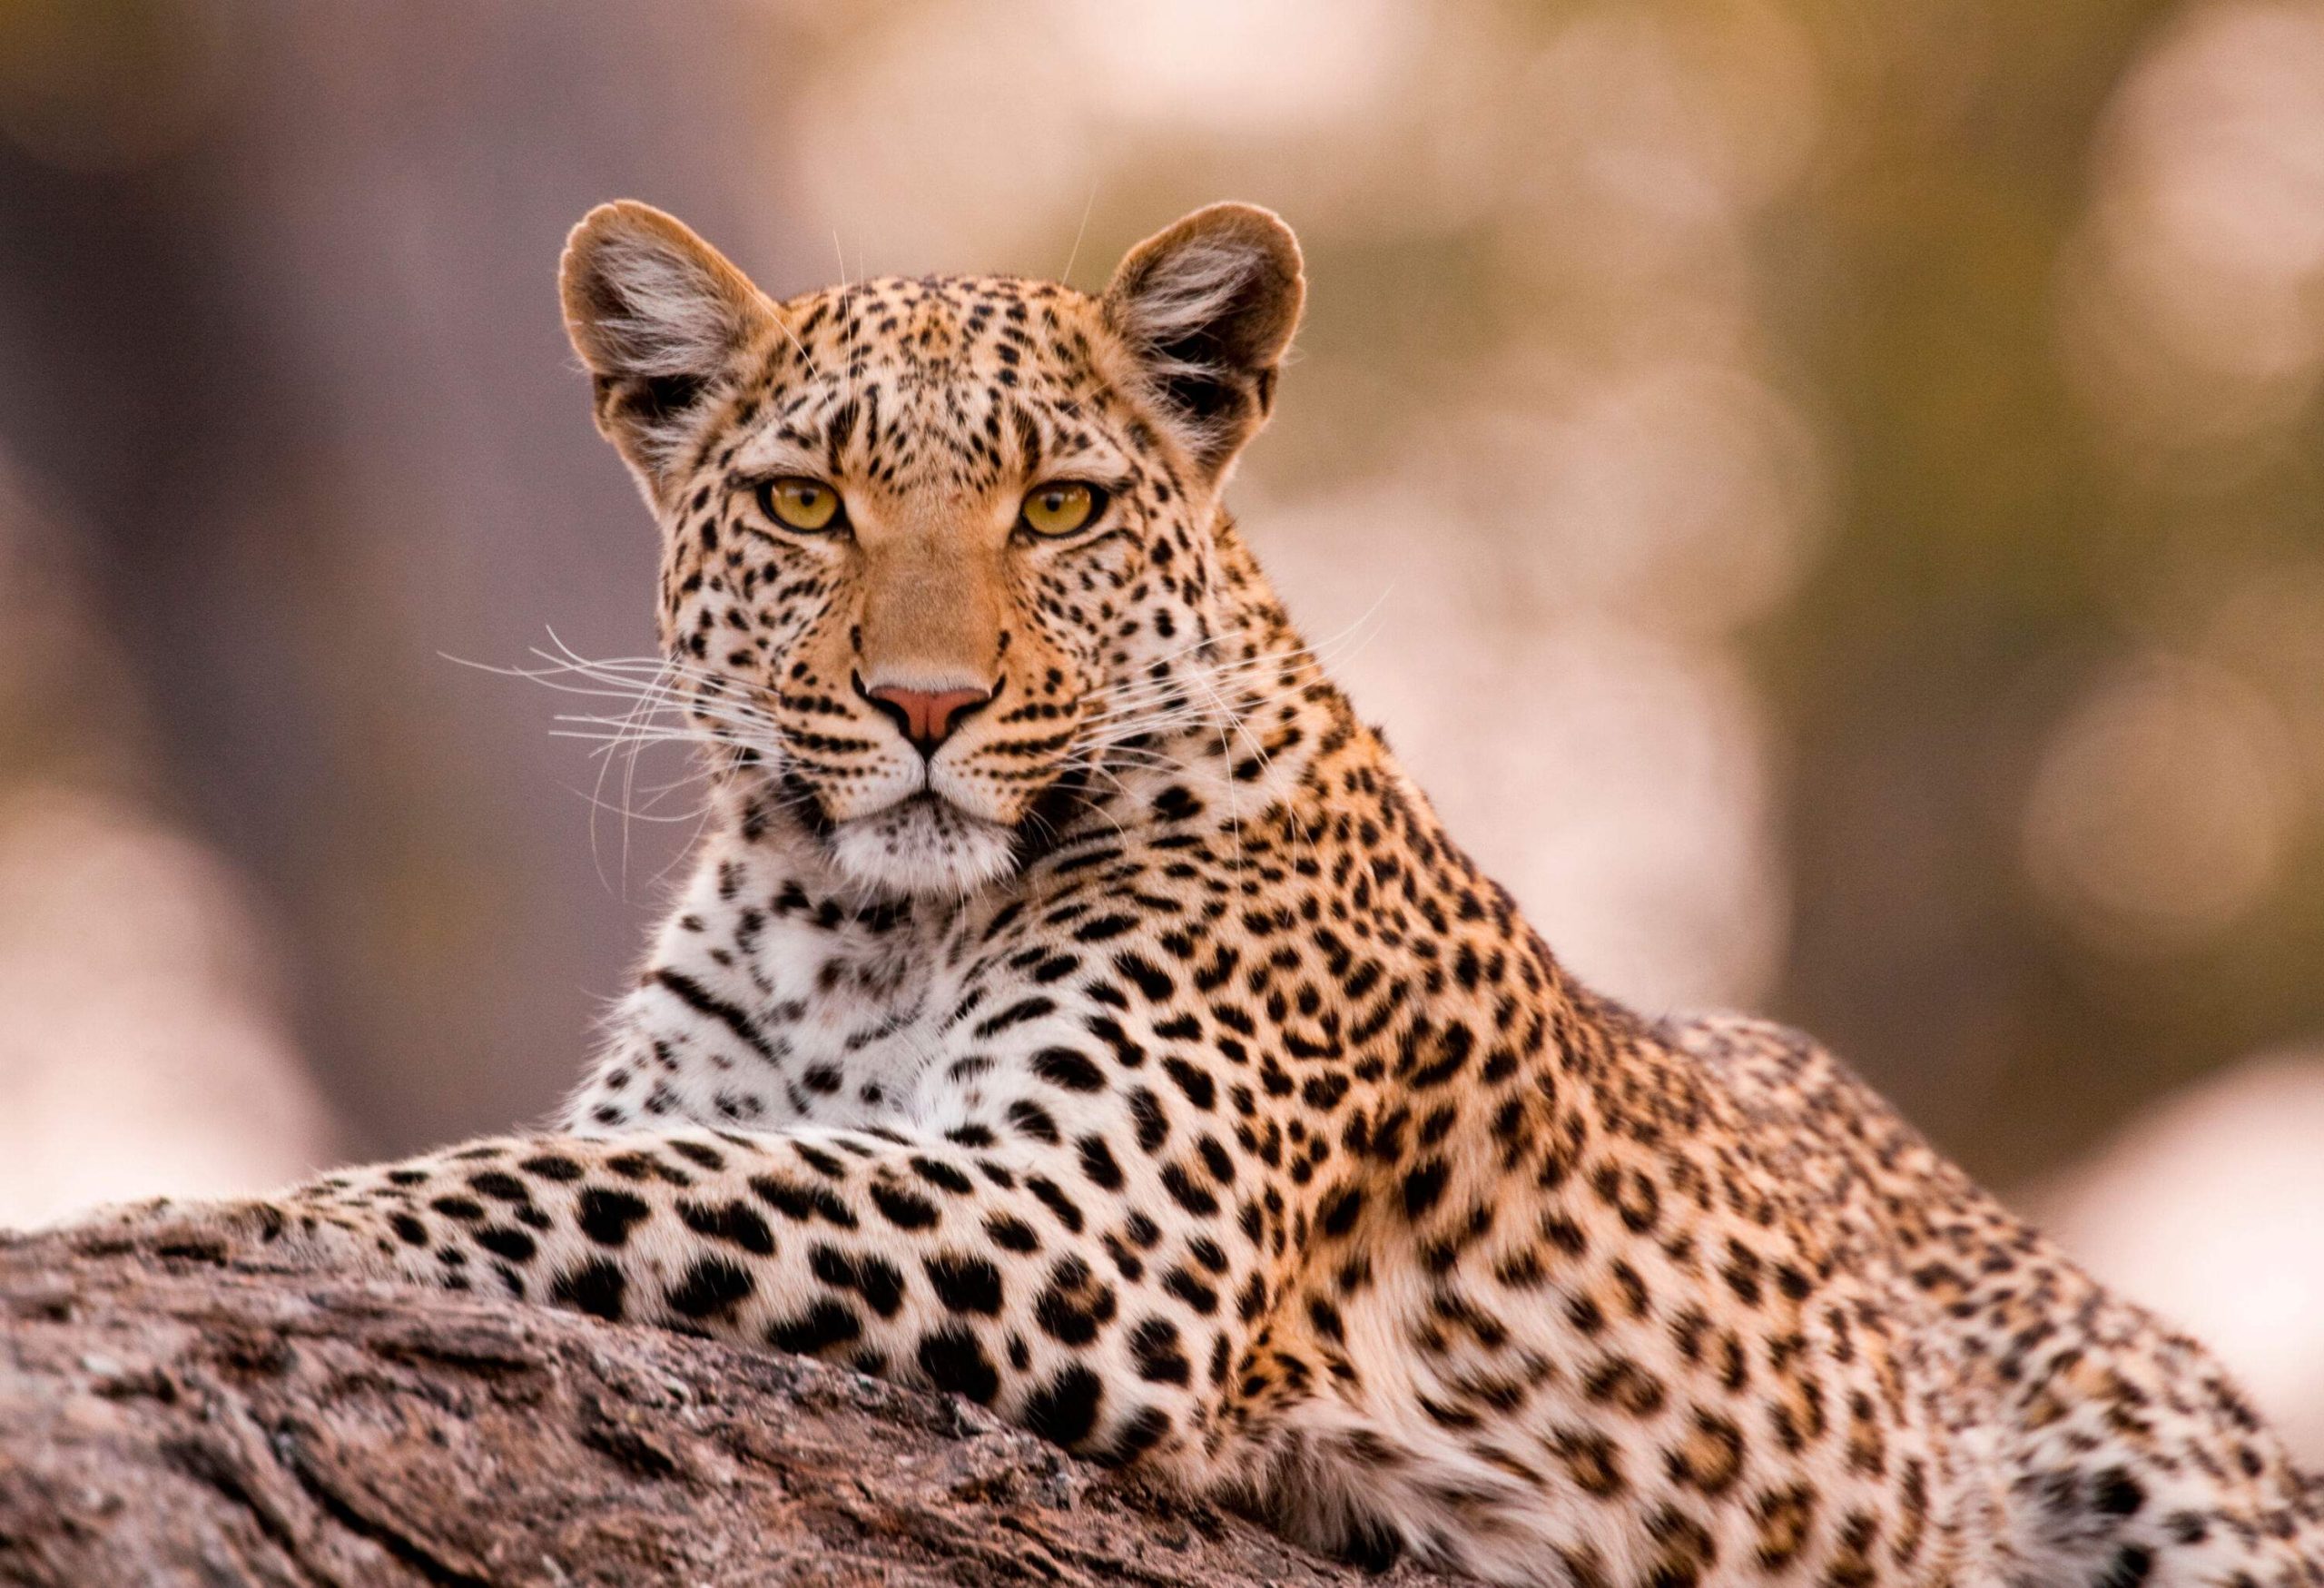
[1019, 481, 1107, 538]
[757, 477, 845, 533]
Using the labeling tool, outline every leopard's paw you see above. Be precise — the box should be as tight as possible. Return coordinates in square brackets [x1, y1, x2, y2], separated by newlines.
[65, 1194, 363, 1273]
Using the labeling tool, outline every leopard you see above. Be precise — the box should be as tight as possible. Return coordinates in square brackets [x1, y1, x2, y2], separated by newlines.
[76, 198, 2322, 1587]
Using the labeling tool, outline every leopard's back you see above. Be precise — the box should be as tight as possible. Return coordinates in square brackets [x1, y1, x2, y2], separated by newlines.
[1674, 1012, 2324, 1584]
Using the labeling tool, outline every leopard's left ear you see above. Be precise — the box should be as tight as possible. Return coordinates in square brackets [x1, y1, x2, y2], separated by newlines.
[1102, 202, 1305, 486]
[560, 201, 777, 506]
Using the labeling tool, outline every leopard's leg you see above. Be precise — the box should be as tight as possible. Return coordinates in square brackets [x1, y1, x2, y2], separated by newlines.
[78, 1123, 1239, 1478]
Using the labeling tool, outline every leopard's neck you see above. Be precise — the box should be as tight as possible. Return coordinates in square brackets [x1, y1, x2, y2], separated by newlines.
[573, 529, 1647, 1240]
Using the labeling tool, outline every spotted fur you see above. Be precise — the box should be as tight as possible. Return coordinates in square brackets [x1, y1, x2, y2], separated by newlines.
[91, 202, 2322, 1587]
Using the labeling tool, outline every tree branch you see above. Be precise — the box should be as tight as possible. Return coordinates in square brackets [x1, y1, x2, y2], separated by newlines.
[0, 1229, 1456, 1586]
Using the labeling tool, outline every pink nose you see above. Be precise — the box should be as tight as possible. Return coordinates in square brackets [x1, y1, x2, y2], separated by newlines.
[864, 682, 993, 755]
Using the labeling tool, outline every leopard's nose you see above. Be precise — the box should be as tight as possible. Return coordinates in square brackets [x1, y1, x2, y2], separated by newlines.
[858, 677, 995, 756]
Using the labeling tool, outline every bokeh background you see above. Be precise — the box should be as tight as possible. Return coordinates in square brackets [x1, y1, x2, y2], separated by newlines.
[4, 0, 2322, 1455]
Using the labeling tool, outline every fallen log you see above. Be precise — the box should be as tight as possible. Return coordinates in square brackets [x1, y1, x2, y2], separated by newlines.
[0, 1228, 1454, 1586]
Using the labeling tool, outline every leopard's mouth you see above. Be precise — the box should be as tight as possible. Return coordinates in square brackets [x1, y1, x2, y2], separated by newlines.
[875, 789, 1000, 833]
[781, 766, 1098, 899]
[821, 789, 1022, 898]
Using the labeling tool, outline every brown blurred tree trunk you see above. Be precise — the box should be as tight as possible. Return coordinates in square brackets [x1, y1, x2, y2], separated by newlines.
[0, 1231, 1447, 1587]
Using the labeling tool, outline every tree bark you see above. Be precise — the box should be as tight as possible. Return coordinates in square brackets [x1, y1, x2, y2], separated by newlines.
[0, 1230, 1454, 1587]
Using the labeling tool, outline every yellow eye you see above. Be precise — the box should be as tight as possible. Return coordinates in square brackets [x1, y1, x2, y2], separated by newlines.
[759, 477, 844, 533]
[1019, 481, 1106, 538]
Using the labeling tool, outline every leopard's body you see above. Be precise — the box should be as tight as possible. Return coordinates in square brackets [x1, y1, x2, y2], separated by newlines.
[95, 202, 2321, 1587]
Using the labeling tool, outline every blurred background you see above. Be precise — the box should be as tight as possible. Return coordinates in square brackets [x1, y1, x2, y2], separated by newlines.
[2, 0, 2321, 1454]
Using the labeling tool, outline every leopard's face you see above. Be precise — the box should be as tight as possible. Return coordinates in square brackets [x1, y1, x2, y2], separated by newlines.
[561, 202, 1302, 900]
[652, 277, 1216, 896]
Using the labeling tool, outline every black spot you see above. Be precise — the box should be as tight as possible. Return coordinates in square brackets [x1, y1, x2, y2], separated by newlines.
[468, 1171, 529, 1203]
[869, 1180, 940, 1230]
[1022, 1364, 1105, 1448]
[1007, 1100, 1062, 1144]
[2097, 1544, 2153, 1588]
[1083, 1013, 1148, 1070]
[1301, 1074, 1350, 1111]
[1034, 1259, 1118, 1346]
[1128, 1317, 1191, 1385]
[2093, 1469, 2147, 1517]
[1159, 1162, 1219, 1218]
[1112, 952, 1175, 1001]
[1161, 1057, 1214, 1110]
[1107, 1405, 1172, 1466]
[1026, 1176, 1086, 1234]
[1128, 1087, 1170, 1152]
[1151, 785, 1202, 820]
[1402, 1159, 1449, 1219]
[389, 1213, 428, 1247]
[521, 1154, 586, 1183]
[917, 1326, 1000, 1404]
[810, 1243, 908, 1317]
[665, 1255, 755, 1319]
[854, 1254, 909, 1317]
[985, 1214, 1040, 1253]
[475, 1225, 537, 1263]
[550, 1258, 626, 1321]
[1031, 1048, 1106, 1092]
[974, 996, 1057, 1037]
[1162, 1267, 1219, 1314]
[652, 968, 778, 1063]
[751, 1171, 858, 1229]
[1197, 1136, 1235, 1184]
[1077, 1135, 1126, 1191]
[430, 1196, 485, 1222]
[578, 1188, 652, 1248]
[793, 1143, 846, 1178]
[678, 1198, 776, 1256]
[668, 1139, 726, 1171]
[910, 1156, 975, 1195]
[923, 1253, 1005, 1316]
[768, 1299, 862, 1355]
[1407, 1023, 1474, 1090]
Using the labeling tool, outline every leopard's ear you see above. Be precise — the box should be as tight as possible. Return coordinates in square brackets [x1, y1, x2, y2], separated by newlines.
[1102, 202, 1305, 486]
[560, 201, 775, 504]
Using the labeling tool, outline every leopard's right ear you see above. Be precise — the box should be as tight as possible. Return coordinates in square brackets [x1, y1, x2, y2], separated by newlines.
[1103, 203, 1304, 488]
[559, 201, 776, 504]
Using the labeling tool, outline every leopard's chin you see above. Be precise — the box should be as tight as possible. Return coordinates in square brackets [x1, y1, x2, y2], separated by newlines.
[822, 792, 1021, 900]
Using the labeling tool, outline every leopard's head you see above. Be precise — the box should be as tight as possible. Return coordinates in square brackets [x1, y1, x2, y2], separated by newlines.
[558, 200, 1304, 899]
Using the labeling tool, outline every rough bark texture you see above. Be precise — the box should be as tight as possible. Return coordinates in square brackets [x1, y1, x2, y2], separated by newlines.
[0, 1230, 1455, 1587]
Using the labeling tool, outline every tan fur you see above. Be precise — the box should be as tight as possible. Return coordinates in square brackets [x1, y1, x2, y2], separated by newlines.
[86, 202, 2321, 1588]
